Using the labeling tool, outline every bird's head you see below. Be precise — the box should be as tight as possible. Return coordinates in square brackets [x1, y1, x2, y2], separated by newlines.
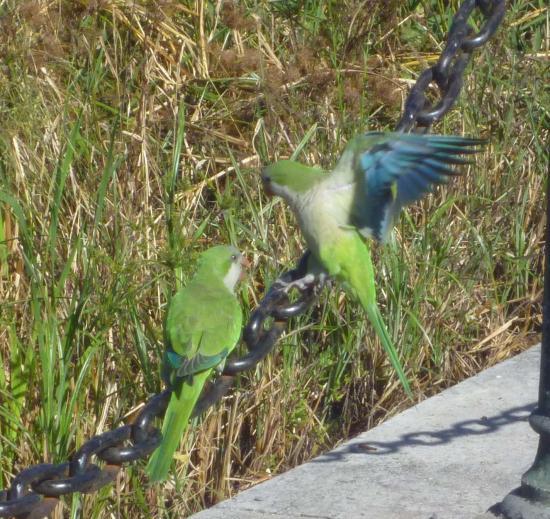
[198, 245, 249, 293]
[261, 160, 326, 200]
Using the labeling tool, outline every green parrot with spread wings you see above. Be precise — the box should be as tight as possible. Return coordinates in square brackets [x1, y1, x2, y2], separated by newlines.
[147, 245, 246, 482]
[261, 131, 485, 396]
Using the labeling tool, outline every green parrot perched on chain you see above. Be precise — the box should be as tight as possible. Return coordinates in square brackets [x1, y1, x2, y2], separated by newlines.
[261, 131, 485, 396]
[147, 245, 247, 482]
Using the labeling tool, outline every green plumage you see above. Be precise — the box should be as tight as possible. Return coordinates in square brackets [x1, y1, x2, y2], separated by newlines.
[147, 246, 243, 482]
[262, 131, 485, 396]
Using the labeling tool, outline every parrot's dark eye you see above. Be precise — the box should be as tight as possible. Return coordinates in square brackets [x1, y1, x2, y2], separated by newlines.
[231, 254, 237, 261]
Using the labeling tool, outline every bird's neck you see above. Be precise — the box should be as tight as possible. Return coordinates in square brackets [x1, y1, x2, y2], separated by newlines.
[193, 270, 236, 295]
[222, 262, 241, 293]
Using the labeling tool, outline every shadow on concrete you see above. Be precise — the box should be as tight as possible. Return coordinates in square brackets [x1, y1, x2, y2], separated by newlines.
[314, 402, 536, 461]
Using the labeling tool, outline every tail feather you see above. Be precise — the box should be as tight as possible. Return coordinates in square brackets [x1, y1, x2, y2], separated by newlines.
[348, 240, 412, 397]
[365, 303, 412, 397]
[146, 369, 211, 482]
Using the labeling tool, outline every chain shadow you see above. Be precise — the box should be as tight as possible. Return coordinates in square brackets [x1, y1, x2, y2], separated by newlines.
[313, 402, 536, 462]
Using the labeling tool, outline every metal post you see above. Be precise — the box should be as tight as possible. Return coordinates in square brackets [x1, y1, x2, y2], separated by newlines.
[497, 174, 550, 517]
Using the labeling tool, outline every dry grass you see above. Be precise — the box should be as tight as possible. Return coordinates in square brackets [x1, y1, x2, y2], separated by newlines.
[0, 0, 548, 517]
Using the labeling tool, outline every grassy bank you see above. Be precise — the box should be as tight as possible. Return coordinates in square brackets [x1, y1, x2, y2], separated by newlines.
[0, 0, 547, 517]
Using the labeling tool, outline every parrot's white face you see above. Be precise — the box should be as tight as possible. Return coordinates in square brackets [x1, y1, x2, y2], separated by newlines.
[223, 251, 249, 293]
[197, 245, 248, 293]
[223, 260, 243, 292]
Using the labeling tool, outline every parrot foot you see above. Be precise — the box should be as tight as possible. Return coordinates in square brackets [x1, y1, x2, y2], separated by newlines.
[276, 273, 318, 294]
[316, 272, 330, 287]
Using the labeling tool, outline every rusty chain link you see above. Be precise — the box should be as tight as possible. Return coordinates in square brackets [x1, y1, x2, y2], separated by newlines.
[0, 1, 504, 516]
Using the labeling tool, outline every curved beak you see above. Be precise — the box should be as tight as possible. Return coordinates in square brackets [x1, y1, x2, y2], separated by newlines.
[261, 171, 274, 197]
[239, 255, 250, 281]
[240, 255, 251, 269]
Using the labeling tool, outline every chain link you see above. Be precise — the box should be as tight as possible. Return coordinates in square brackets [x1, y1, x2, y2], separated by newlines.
[0, 1, 504, 516]
[395, 0, 505, 132]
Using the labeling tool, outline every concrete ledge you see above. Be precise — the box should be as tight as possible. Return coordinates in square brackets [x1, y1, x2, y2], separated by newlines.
[192, 346, 540, 519]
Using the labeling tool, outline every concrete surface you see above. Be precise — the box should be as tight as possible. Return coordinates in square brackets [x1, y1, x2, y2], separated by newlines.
[192, 346, 541, 519]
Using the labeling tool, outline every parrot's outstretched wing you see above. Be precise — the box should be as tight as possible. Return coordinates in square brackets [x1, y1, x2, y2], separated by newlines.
[349, 132, 485, 242]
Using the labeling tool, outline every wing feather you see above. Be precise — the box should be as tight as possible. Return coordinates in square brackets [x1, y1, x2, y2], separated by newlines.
[350, 131, 485, 242]
[163, 280, 242, 383]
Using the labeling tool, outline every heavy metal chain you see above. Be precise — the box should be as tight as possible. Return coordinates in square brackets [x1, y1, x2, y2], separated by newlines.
[395, 0, 505, 132]
[0, 1, 505, 517]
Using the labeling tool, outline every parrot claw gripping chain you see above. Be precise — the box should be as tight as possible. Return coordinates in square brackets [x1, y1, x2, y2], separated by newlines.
[276, 273, 317, 294]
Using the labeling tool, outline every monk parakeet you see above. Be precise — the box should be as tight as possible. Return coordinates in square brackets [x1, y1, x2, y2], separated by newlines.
[261, 131, 485, 396]
[147, 245, 246, 482]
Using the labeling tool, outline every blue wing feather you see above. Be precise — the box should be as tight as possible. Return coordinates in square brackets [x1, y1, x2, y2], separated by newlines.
[352, 132, 485, 241]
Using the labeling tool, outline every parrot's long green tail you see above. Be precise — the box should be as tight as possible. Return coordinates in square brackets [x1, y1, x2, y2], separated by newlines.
[364, 302, 412, 397]
[146, 370, 211, 482]
[347, 239, 412, 398]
